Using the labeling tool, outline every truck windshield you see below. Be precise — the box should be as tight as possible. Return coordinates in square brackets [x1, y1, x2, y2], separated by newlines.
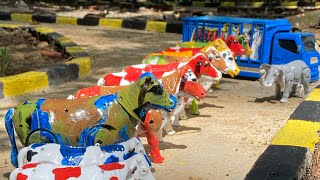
[302, 36, 317, 52]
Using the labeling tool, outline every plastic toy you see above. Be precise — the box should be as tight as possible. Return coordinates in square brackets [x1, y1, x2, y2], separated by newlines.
[99, 65, 207, 131]
[16, 137, 148, 168]
[135, 109, 164, 163]
[250, 25, 262, 60]
[99, 53, 221, 115]
[5, 73, 177, 168]
[74, 67, 206, 163]
[100, 53, 221, 87]
[182, 16, 320, 81]
[259, 60, 311, 103]
[10, 153, 154, 180]
[208, 38, 240, 77]
[225, 35, 246, 56]
[237, 34, 252, 58]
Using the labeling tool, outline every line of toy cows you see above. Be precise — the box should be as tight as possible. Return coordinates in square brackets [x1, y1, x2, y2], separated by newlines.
[8, 35, 307, 180]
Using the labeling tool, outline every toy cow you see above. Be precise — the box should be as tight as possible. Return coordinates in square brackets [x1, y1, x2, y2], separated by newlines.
[5, 73, 177, 168]
[72, 66, 206, 163]
[10, 153, 154, 180]
[17, 137, 149, 168]
[259, 60, 311, 103]
[208, 38, 240, 77]
[225, 35, 246, 56]
[98, 53, 221, 116]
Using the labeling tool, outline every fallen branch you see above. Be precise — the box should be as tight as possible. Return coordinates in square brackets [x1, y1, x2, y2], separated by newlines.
[40, 50, 63, 58]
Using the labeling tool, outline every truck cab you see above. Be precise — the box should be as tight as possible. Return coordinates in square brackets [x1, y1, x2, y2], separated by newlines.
[272, 32, 319, 81]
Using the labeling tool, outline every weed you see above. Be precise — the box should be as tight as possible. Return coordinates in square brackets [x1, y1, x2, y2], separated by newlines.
[0, 46, 9, 76]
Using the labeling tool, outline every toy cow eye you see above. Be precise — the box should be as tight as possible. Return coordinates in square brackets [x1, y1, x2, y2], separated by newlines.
[223, 53, 227, 58]
[215, 55, 221, 59]
[148, 85, 163, 95]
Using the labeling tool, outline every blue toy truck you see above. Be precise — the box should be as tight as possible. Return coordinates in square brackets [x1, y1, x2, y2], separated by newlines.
[182, 16, 320, 81]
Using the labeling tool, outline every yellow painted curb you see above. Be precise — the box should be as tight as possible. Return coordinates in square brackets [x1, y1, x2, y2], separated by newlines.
[11, 13, 33, 23]
[0, 71, 48, 97]
[65, 57, 91, 76]
[0, 24, 21, 29]
[146, 21, 167, 33]
[35, 27, 55, 34]
[280, 2, 298, 9]
[220, 2, 235, 7]
[250, 2, 264, 7]
[65, 46, 84, 53]
[56, 16, 77, 25]
[99, 18, 123, 28]
[305, 88, 320, 102]
[271, 120, 320, 151]
[56, 36, 73, 44]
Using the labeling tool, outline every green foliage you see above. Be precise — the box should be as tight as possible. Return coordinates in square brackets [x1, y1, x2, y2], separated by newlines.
[0, 46, 9, 76]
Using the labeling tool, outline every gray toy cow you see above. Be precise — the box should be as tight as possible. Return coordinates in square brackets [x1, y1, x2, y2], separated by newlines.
[259, 60, 311, 103]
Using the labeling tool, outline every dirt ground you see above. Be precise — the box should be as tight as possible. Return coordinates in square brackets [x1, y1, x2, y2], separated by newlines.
[0, 21, 319, 180]
[0, 27, 66, 77]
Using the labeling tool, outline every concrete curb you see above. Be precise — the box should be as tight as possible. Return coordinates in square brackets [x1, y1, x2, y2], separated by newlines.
[0, 12, 183, 34]
[0, 24, 91, 99]
[245, 85, 320, 179]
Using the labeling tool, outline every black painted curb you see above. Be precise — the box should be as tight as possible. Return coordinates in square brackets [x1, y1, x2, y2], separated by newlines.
[0, 12, 183, 34]
[245, 145, 310, 180]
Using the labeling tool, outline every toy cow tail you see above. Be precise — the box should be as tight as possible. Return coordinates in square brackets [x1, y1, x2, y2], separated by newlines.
[5, 108, 19, 168]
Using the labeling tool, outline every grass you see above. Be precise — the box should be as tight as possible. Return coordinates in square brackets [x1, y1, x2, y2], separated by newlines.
[0, 46, 8, 76]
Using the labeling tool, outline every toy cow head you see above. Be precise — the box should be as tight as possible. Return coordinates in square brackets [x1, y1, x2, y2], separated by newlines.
[202, 46, 228, 73]
[177, 66, 206, 100]
[237, 35, 252, 56]
[117, 72, 177, 118]
[225, 35, 246, 56]
[211, 39, 240, 77]
[187, 53, 222, 81]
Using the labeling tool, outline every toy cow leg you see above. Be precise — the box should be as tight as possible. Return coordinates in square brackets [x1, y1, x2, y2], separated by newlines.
[163, 116, 176, 136]
[179, 108, 188, 120]
[171, 114, 180, 126]
[191, 100, 200, 115]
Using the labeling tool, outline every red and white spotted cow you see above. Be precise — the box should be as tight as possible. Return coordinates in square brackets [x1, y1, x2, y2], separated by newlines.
[98, 53, 222, 88]
[10, 154, 154, 180]
[16, 137, 147, 168]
